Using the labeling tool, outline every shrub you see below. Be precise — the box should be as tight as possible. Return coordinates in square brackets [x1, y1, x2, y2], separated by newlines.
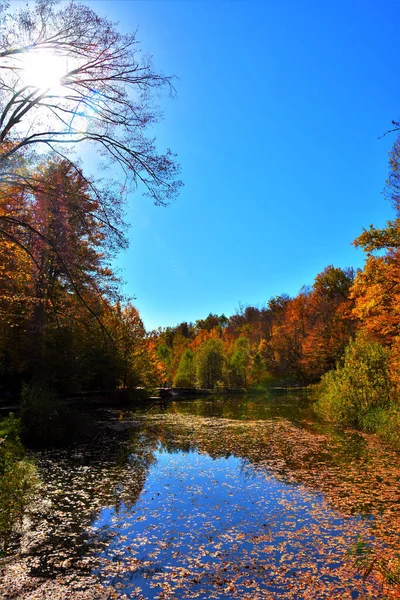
[316, 334, 396, 428]
[0, 414, 39, 552]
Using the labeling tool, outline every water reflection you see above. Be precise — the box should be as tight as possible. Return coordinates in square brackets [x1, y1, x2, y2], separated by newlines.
[91, 449, 376, 599]
[147, 389, 314, 422]
[2, 392, 400, 599]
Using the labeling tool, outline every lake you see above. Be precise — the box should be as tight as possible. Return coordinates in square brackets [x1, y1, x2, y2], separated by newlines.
[2, 391, 400, 599]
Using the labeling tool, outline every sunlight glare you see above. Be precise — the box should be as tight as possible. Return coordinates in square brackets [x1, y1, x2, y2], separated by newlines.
[21, 51, 67, 93]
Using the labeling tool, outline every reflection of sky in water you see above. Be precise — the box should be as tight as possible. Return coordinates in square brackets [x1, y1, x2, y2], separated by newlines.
[90, 448, 371, 599]
[5, 393, 396, 599]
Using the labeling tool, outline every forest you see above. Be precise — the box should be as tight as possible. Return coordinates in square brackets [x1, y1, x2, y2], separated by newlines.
[148, 131, 400, 443]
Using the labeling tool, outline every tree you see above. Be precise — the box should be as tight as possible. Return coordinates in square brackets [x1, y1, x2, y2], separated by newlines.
[173, 349, 196, 388]
[250, 352, 268, 386]
[0, 158, 133, 391]
[107, 303, 157, 389]
[0, 0, 181, 205]
[196, 339, 225, 389]
[225, 336, 251, 387]
[300, 266, 356, 380]
[0, 0, 182, 364]
[351, 136, 400, 347]
[156, 344, 172, 386]
[0, 159, 122, 330]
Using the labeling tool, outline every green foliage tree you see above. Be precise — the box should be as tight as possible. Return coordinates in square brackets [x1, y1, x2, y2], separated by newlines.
[196, 339, 225, 389]
[226, 336, 251, 387]
[317, 334, 395, 429]
[250, 352, 268, 386]
[157, 344, 173, 385]
[173, 349, 196, 388]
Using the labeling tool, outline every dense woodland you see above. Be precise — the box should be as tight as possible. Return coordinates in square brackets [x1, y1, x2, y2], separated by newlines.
[1, 132, 400, 432]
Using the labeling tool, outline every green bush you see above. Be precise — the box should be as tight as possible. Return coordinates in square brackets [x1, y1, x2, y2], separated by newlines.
[365, 405, 400, 449]
[0, 458, 39, 550]
[316, 334, 396, 429]
[0, 414, 39, 552]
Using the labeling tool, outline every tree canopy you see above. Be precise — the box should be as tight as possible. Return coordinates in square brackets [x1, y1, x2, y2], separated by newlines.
[0, 0, 181, 205]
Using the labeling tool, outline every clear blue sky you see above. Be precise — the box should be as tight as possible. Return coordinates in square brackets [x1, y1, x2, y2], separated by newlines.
[92, 0, 400, 331]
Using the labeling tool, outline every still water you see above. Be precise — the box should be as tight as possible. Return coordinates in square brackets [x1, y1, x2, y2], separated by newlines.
[3, 391, 400, 599]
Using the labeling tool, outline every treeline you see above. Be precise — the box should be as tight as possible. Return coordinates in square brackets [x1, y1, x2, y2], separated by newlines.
[151, 265, 356, 389]
[2, 142, 400, 424]
[151, 135, 400, 444]
[0, 158, 159, 398]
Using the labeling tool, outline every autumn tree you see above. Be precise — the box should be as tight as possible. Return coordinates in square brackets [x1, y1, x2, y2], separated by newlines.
[107, 303, 157, 389]
[300, 266, 356, 381]
[0, 0, 181, 204]
[1, 158, 122, 323]
[0, 0, 181, 346]
[0, 158, 132, 391]
[349, 136, 400, 389]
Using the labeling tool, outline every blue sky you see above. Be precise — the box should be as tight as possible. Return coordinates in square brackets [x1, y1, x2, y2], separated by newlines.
[91, 0, 400, 331]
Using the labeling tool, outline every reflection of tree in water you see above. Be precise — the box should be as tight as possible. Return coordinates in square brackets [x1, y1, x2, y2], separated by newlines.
[135, 405, 400, 522]
[164, 390, 314, 422]
[4, 396, 400, 599]
[23, 415, 156, 579]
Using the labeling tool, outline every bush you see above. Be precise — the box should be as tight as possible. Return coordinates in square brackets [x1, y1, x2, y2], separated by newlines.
[0, 414, 39, 552]
[0, 458, 39, 550]
[316, 334, 396, 429]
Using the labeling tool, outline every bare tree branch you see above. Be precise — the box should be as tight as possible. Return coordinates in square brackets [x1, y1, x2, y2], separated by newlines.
[0, 0, 182, 205]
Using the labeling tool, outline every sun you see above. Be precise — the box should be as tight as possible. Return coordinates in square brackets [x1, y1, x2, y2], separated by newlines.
[20, 50, 68, 92]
